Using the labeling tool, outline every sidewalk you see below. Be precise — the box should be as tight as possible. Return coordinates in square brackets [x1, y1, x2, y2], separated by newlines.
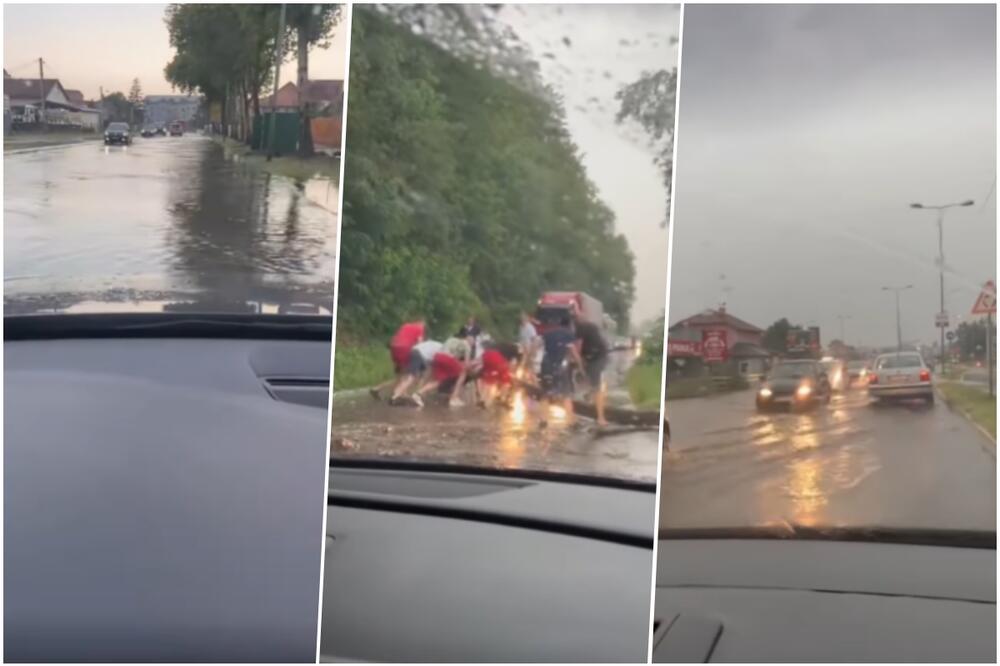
[4, 132, 100, 153]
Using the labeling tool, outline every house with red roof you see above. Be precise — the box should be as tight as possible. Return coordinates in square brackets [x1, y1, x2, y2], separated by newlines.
[667, 305, 771, 378]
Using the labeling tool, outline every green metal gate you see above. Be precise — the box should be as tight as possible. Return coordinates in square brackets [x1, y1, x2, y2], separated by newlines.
[252, 113, 300, 155]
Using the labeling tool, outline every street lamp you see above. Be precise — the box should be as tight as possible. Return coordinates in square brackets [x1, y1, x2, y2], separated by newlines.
[882, 285, 913, 352]
[909, 199, 974, 372]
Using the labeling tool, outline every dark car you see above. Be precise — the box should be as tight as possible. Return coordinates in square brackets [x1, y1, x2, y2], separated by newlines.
[140, 125, 157, 138]
[104, 122, 131, 145]
[156, 125, 167, 136]
[756, 359, 831, 411]
[169, 121, 184, 136]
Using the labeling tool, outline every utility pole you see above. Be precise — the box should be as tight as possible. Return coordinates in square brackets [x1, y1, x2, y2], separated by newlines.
[988, 312, 994, 398]
[910, 200, 975, 373]
[882, 285, 913, 352]
[267, 3, 288, 162]
[38, 57, 46, 130]
[99, 86, 105, 130]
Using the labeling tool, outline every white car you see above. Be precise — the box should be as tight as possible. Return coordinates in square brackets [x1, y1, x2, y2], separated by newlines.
[867, 351, 934, 404]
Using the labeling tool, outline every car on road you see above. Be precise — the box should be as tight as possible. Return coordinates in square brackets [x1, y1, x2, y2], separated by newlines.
[846, 359, 868, 385]
[756, 359, 832, 411]
[867, 350, 934, 405]
[819, 357, 848, 391]
[169, 121, 184, 136]
[103, 122, 131, 145]
[156, 125, 167, 136]
[140, 125, 157, 138]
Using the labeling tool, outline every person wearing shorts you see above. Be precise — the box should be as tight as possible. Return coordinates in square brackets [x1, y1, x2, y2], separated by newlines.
[538, 316, 578, 424]
[414, 338, 470, 408]
[390, 339, 442, 402]
[476, 346, 517, 407]
[575, 318, 610, 427]
[370, 319, 425, 401]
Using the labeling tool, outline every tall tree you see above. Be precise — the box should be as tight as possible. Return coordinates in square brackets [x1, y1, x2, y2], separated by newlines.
[127, 78, 143, 125]
[283, 4, 343, 157]
[762, 318, 794, 354]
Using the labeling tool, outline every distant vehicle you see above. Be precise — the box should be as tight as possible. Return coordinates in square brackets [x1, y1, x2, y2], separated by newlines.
[535, 291, 605, 335]
[785, 326, 822, 359]
[140, 126, 157, 138]
[104, 122, 131, 145]
[867, 351, 934, 405]
[756, 359, 832, 411]
[819, 358, 848, 391]
[169, 121, 184, 136]
[156, 125, 167, 136]
[846, 359, 868, 385]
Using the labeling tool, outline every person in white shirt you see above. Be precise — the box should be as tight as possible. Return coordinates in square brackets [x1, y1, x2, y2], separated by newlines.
[517, 311, 541, 380]
[390, 339, 443, 403]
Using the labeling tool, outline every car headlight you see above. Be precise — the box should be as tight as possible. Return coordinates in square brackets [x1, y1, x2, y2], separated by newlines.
[758, 387, 773, 398]
[796, 384, 813, 398]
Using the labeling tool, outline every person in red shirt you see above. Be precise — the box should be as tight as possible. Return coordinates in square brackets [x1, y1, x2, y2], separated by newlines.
[370, 318, 425, 401]
[413, 339, 471, 408]
[474, 342, 520, 408]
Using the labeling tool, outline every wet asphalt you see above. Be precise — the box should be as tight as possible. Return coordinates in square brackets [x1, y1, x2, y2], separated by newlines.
[660, 383, 996, 530]
[4, 134, 338, 313]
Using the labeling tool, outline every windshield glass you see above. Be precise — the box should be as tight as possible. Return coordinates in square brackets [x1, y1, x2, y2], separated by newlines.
[4, 4, 347, 316]
[329, 4, 680, 483]
[876, 354, 924, 369]
[660, 4, 996, 536]
[771, 363, 814, 378]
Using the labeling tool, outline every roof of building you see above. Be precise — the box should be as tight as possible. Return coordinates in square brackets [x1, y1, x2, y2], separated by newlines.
[4, 77, 67, 102]
[64, 89, 85, 105]
[669, 307, 764, 334]
[262, 80, 344, 109]
[731, 342, 771, 358]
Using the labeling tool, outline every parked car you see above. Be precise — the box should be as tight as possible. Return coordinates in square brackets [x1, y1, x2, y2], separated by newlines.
[104, 122, 131, 145]
[867, 351, 934, 405]
[756, 359, 832, 411]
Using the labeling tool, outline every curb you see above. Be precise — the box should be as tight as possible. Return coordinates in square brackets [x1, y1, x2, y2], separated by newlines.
[936, 385, 996, 459]
[4, 139, 98, 156]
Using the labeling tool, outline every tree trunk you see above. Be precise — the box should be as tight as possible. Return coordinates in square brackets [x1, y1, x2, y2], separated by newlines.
[297, 23, 313, 157]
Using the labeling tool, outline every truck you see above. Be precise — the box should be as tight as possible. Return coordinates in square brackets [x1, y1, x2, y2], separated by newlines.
[535, 291, 606, 336]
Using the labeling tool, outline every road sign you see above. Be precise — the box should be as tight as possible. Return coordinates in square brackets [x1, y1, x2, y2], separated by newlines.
[946, 330, 956, 342]
[702, 329, 728, 363]
[971, 280, 996, 315]
[935, 312, 949, 328]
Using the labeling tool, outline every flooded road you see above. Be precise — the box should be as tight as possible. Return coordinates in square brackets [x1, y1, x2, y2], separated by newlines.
[4, 135, 338, 313]
[331, 387, 660, 483]
[660, 384, 996, 530]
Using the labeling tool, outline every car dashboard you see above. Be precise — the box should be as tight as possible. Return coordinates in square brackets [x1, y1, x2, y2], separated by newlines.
[653, 535, 996, 662]
[322, 464, 656, 662]
[4, 323, 331, 662]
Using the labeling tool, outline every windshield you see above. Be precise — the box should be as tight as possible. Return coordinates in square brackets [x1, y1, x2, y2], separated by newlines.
[660, 4, 996, 537]
[329, 5, 680, 483]
[4, 4, 347, 317]
[875, 354, 923, 369]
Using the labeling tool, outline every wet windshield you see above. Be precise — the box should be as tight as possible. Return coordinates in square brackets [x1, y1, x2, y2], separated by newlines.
[330, 4, 680, 482]
[661, 5, 996, 536]
[4, 4, 347, 316]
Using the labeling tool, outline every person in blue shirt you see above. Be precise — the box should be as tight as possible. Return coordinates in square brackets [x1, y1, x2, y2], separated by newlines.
[539, 314, 579, 425]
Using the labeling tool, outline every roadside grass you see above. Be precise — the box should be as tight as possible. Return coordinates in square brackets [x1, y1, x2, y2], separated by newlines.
[214, 135, 339, 181]
[626, 361, 664, 410]
[333, 344, 393, 391]
[938, 381, 996, 440]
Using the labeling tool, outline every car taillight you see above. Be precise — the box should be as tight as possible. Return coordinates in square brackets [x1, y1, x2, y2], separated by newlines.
[868, 374, 878, 384]
[919, 369, 930, 381]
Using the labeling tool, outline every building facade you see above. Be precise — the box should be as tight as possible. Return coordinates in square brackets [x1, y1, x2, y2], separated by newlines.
[143, 95, 203, 128]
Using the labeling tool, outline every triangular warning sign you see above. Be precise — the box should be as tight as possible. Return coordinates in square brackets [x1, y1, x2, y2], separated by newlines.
[971, 280, 996, 315]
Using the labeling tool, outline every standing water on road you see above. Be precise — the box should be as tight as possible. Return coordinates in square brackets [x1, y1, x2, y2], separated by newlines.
[5, 135, 338, 313]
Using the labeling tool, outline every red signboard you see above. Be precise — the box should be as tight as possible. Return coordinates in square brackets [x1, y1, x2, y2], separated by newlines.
[702, 329, 728, 363]
[667, 339, 702, 357]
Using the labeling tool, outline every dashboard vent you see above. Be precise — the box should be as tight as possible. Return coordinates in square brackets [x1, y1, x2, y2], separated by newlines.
[262, 377, 330, 408]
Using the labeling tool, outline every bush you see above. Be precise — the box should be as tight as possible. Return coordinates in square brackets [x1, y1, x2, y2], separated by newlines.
[333, 344, 394, 391]
[626, 362, 663, 410]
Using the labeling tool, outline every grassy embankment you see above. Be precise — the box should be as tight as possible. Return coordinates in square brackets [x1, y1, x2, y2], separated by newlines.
[938, 381, 996, 440]
[333, 344, 393, 392]
[626, 362, 664, 410]
[4, 131, 100, 152]
[214, 135, 339, 181]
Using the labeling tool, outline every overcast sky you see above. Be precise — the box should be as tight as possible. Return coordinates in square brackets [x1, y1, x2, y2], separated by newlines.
[671, 4, 996, 348]
[499, 4, 680, 328]
[4, 4, 348, 100]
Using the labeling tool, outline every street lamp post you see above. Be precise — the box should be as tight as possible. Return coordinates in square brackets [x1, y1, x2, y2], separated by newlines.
[882, 285, 913, 352]
[910, 200, 974, 372]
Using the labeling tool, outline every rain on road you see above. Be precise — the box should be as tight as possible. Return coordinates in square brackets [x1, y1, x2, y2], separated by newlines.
[4, 134, 339, 312]
[660, 384, 996, 530]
